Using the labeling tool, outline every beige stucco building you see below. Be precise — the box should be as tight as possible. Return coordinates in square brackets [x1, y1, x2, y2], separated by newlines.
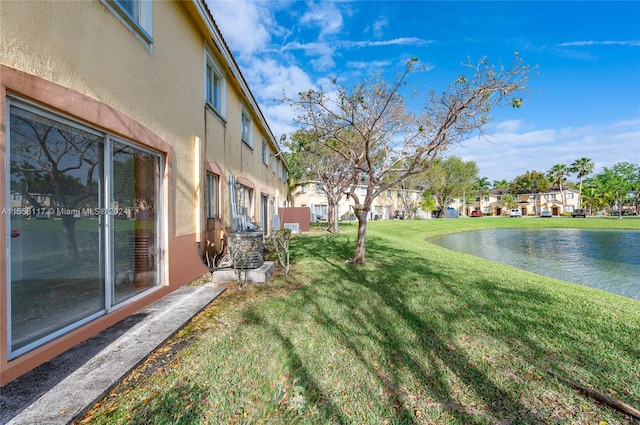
[0, 0, 287, 384]
[460, 187, 582, 216]
[290, 182, 426, 221]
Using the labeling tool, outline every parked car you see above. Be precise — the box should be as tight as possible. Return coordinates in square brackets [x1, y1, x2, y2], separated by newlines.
[510, 209, 522, 217]
[572, 208, 586, 218]
[470, 210, 483, 217]
[540, 210, 552, 218]
[613, 209, 638, 216]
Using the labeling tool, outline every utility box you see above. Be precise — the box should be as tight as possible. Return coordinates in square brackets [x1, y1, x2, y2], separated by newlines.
[278, 207, 311, 232]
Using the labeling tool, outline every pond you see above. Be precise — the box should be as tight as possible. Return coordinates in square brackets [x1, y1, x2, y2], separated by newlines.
[428, 228, 640, 300]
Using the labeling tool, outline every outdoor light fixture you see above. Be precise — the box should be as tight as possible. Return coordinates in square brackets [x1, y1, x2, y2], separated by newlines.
[274, 134, 286, 157]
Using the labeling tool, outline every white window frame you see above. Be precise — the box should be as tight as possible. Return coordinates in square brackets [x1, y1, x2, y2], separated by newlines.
[205, 49, 226, 118]
[102, 0, 153, 47]
[241, 105, 253, 148]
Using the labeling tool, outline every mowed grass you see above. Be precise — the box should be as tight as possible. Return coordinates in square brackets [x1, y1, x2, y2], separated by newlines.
[78, 217, 640, 425]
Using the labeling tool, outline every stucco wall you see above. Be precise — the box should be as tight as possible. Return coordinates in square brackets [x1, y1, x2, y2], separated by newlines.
[0, 0, 205, 237]
[0, 0, 288, 384]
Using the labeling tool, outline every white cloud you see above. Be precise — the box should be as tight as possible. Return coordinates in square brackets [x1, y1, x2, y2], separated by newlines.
[450, 118, 640, 182]
[368, 16, 388, 38]
[556, 40, 640, 47]
[242, 57, 315, 100]
[299, 2, 344, 39]
[206, 1, 272, 57]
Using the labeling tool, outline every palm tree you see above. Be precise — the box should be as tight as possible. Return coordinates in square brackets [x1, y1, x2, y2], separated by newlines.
[492, 178, 509, 188]
[546, 163, 569, 211]
[570, 157, 594, 207]
[580, 186, 598, 215]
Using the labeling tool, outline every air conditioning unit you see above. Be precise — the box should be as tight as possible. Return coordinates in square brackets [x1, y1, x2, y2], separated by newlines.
[283, 223, 300, 233]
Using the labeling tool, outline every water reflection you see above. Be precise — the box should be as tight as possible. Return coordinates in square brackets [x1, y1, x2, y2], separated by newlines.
[429, 229, 640, 300]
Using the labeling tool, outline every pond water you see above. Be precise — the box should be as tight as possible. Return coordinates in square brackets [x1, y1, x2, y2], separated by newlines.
[428, 228, 640, 300]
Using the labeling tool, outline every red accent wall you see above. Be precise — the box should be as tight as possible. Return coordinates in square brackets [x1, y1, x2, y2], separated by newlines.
[278, 207, 311, 232]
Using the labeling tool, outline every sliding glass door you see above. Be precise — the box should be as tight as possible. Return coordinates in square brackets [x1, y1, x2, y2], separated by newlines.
[7, 99, 162, 358]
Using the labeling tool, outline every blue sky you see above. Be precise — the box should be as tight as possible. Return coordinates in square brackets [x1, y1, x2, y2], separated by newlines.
[206, 1, 640, 183]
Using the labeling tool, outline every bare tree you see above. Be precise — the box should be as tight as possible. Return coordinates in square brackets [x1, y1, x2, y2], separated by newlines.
[10, 111, 101, 266]
[287, 55, 532, 263]
[286, 129, 354, 233]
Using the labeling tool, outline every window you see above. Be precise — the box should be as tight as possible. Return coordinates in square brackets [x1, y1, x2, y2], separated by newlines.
[312, 204, 328, 222]
[271, 153, 276, 173]
[236, 184, 253, 218]
[7, 99, 162, 358]
[262, 139, 268, 164]
[206, 173, 219, 218]
[205, 50, 226, 116]
[566, 192, 574, 199]
[300, 184, 306, 194]
[102, 0, 153, 45]
[278, 162, 286, 182]
[241, 106, 252, 147]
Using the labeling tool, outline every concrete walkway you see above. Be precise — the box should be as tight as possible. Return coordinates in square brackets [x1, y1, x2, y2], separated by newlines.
[1, 283, 225, 425]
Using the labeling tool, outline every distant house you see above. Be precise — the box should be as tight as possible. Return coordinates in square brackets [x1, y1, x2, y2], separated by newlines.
[0, 0, 287, 384]
[290, 181, 427, 221]
[459, 187, 582, 216]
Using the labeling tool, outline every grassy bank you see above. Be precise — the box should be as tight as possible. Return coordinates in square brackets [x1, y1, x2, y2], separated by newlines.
[78, 218, 639, 424]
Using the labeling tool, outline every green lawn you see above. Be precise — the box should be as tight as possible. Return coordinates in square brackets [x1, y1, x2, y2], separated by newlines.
[79, 217, 640, 425]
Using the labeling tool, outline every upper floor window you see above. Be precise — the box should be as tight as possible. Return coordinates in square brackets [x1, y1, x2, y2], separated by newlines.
[241, 106, 252, 148]
[102, 0, 153, 46]
[300, 184, 306, 194]
[262, 139, 268, 164]
[278, 162, 284, 181]
[566, 192, 574, 199]
[205, 50, 226, 117]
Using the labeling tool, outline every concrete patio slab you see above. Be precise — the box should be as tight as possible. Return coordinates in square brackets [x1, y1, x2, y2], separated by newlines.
[1, 283, 225, 425]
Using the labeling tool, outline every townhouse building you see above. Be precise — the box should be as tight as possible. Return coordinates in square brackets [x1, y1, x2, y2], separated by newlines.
[466, 187, 582, 216]
[290, 182, 427, 221]
[0, 0, 287, 384]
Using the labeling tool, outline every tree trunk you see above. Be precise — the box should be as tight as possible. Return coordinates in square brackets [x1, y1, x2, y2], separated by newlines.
[352, 208, 368, 263]
[326, 202, 336, 233]
[61, 215, 80, 266]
